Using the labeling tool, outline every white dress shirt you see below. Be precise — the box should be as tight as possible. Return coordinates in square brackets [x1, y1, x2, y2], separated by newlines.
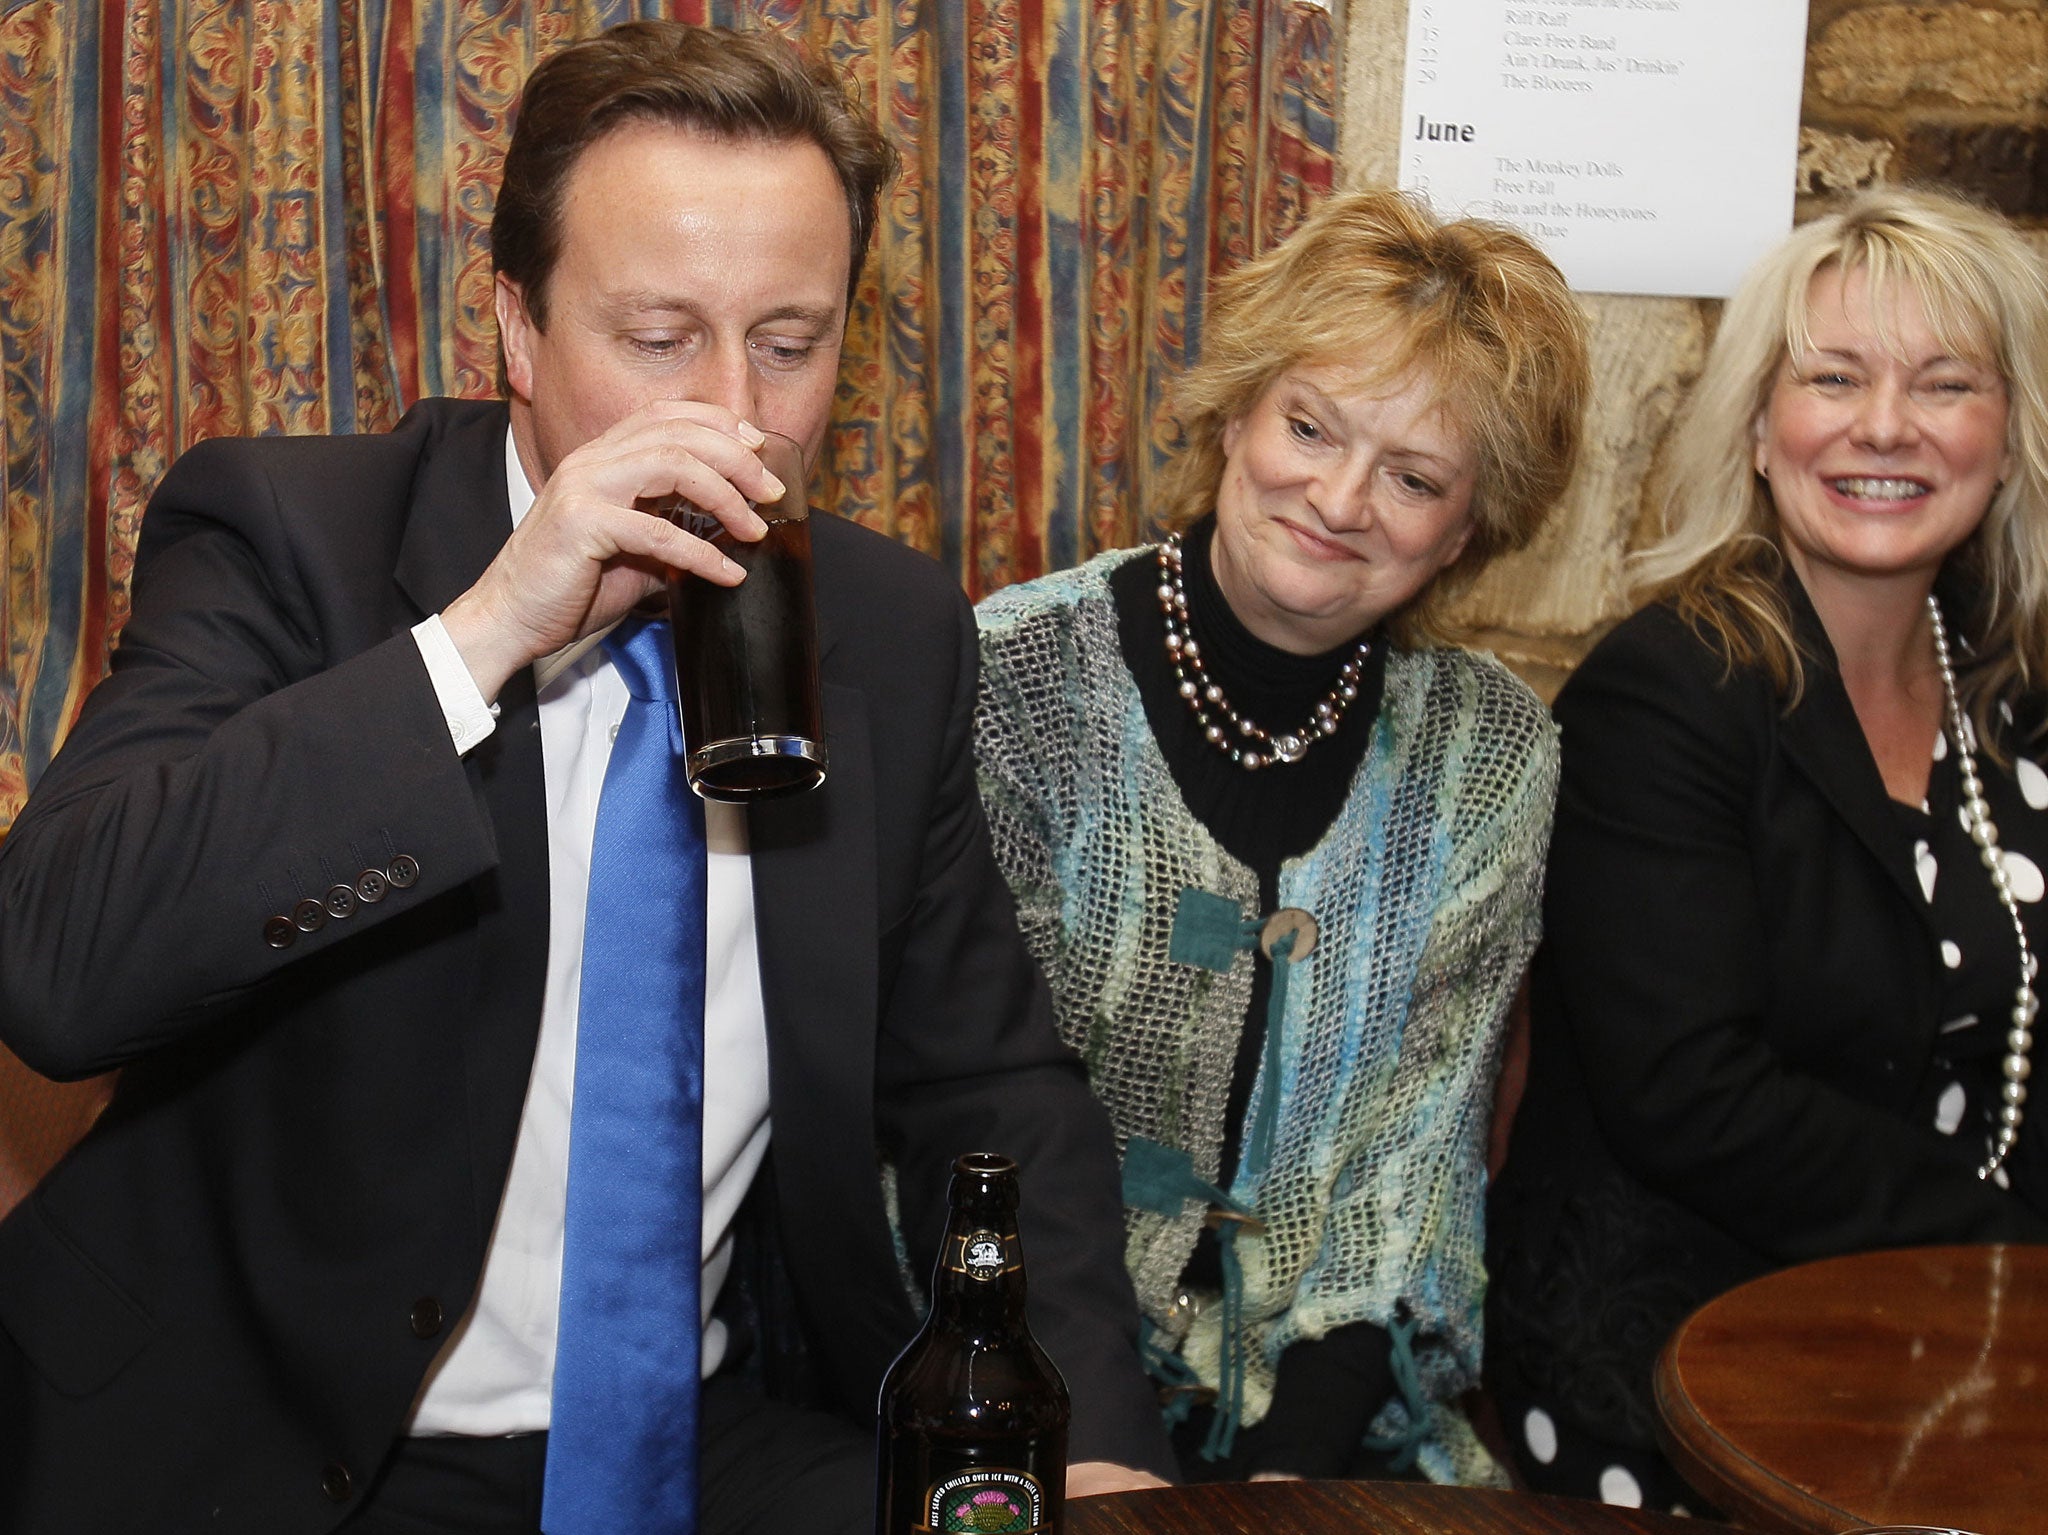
[405, 432, 773, 1435]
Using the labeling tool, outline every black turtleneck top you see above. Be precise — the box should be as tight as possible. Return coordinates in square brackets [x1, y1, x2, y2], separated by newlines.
[1109, 517, 1387, 878]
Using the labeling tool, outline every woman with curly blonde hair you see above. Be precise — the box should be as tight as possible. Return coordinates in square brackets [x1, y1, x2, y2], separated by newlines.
[975, 189, 1589, 1482]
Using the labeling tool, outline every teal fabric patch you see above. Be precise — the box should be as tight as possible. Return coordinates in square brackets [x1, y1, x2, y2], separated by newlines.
[1122, 1135, 1205, 1216]
[1122, 1135, 1247, 1218]
[1168, 886, 1251, 973]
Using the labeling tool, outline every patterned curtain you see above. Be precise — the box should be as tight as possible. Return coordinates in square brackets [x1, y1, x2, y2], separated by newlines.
[0, 0, 1336, 1201]
[1, 0, 1338, 827]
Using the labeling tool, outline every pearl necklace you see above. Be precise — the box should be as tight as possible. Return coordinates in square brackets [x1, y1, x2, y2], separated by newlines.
[1156, 533, 1370, 770]
[1928, 595, 2035, 1180]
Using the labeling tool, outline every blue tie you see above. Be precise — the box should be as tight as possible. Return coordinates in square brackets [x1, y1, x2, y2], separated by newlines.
[544, 617, 705, 1535]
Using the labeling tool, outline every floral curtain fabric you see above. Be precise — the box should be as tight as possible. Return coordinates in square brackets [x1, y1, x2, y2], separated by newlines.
[1, 0, 1336, 834]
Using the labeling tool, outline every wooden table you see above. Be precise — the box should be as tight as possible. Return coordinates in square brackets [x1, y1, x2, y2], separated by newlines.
[1070, 1479, 1726, 1535]
[1655, 1243, 2048, 1534]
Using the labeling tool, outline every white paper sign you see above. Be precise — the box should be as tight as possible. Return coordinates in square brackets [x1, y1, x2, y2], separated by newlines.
[1398, 0, 1809, 297]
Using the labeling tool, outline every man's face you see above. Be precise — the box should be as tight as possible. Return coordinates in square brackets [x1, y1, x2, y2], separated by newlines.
[496, 120, 853, 482]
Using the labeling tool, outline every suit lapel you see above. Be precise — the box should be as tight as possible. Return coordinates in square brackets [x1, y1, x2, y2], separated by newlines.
[394, 405, 517, 622]
[744, 506, 856, 1012]
[392, 402, 556, 1242]
[746, 679, 873, 1038]
[743, 560, 917, 1398]
[1776, 574, 1936, 924]
[746, 553, 871, 1120]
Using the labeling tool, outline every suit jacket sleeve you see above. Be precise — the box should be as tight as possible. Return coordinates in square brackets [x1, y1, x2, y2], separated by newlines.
[1541, 609, 2048, 1258]
[868, 584, 1174, 1477]
[0, 436, 496, 1078]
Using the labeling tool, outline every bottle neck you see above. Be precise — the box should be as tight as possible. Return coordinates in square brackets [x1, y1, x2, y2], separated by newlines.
[929, 1208, 1031, 1334]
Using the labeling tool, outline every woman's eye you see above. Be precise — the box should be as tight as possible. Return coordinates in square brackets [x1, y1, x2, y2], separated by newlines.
[1287, 416, 1322, 443]
[1396, 472, 1441, 497]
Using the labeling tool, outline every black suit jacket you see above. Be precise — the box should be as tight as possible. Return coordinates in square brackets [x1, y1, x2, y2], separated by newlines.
[1488, 580, 2048, 1448]
[0, 399, 1169, 1532]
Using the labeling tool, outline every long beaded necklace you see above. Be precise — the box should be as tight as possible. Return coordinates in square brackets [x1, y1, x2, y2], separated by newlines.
[1927, 594, 2035, 1180]
[1156, 532, 1371, 771]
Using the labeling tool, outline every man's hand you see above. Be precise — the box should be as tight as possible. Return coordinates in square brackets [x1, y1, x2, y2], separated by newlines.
[442, 400, 783, 701]
[1066, 1462, 1173, 1498]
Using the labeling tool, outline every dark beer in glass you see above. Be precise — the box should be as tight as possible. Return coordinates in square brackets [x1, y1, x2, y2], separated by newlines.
[876, 1153, 1069, 1535]
[659, 430, 827, 801]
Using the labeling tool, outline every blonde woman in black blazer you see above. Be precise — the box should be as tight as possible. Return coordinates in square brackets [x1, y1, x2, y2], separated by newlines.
[1489, 186, 2048, 1514]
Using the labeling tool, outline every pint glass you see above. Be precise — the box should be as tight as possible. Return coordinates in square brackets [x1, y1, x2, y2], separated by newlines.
[659, 430, 827, 801]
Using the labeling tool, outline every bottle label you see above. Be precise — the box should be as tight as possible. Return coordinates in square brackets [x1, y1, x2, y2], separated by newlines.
[918, 1469, 1049, 1534]
[945, 1229, 1015, 1282]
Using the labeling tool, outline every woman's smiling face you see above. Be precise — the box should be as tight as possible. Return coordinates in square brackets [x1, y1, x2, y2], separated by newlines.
[1755, 265, 2012, 595]
[1209, 360, 1479, 656]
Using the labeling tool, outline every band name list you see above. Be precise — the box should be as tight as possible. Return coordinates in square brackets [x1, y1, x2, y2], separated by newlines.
[1496, 10, 1682, 91]
[1482, 155, 1643, 244]
[1398, 0, 1807, 296]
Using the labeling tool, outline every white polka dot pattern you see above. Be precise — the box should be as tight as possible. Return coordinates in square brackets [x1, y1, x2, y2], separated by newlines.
[2005, 850, 2045, 903]
[1916, 840, 1938, 903]
[1935, 1080, 1966, 1135]
[1942, 940, 1963, 968]
[1522, 1406, 1558, 1465]
[1916, 611, 2042, 1184]
[1598, 1466, 1645, 1507]
[2019, 755, 2048, 810]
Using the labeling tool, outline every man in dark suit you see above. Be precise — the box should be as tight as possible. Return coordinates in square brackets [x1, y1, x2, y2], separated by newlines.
[0, 22, 1170, 1534]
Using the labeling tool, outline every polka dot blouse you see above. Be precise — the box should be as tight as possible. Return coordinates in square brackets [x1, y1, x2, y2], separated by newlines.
[1898, 706, 2048, 1209]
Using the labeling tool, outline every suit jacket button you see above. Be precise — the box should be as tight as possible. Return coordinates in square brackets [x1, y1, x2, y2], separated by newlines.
[291, 899, 326, 934]
[324, 884, 358, 920]
[410, 1296, 445, 1338]
[321, 1462, 354, 1502]
[387, 854, 420, 889]
[355, 868, 389, 904]
[263, 916, 296, 950]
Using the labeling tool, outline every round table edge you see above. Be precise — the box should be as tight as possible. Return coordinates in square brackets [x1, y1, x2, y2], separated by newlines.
[1070, 1478, 1734, 1535]
[1653, 1308, 1864, 1535]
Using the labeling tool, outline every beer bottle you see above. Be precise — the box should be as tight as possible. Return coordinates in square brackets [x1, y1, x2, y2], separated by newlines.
[876, 1152, 1070, 1535]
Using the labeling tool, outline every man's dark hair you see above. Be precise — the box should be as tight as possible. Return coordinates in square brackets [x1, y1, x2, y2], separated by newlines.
[492, 22, 898, 326]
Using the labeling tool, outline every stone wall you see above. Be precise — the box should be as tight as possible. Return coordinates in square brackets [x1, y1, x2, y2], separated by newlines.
[1340, 0, 2048, 698]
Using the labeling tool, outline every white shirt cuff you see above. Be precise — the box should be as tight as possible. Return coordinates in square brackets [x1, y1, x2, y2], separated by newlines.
[412, 615, 501, 756]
